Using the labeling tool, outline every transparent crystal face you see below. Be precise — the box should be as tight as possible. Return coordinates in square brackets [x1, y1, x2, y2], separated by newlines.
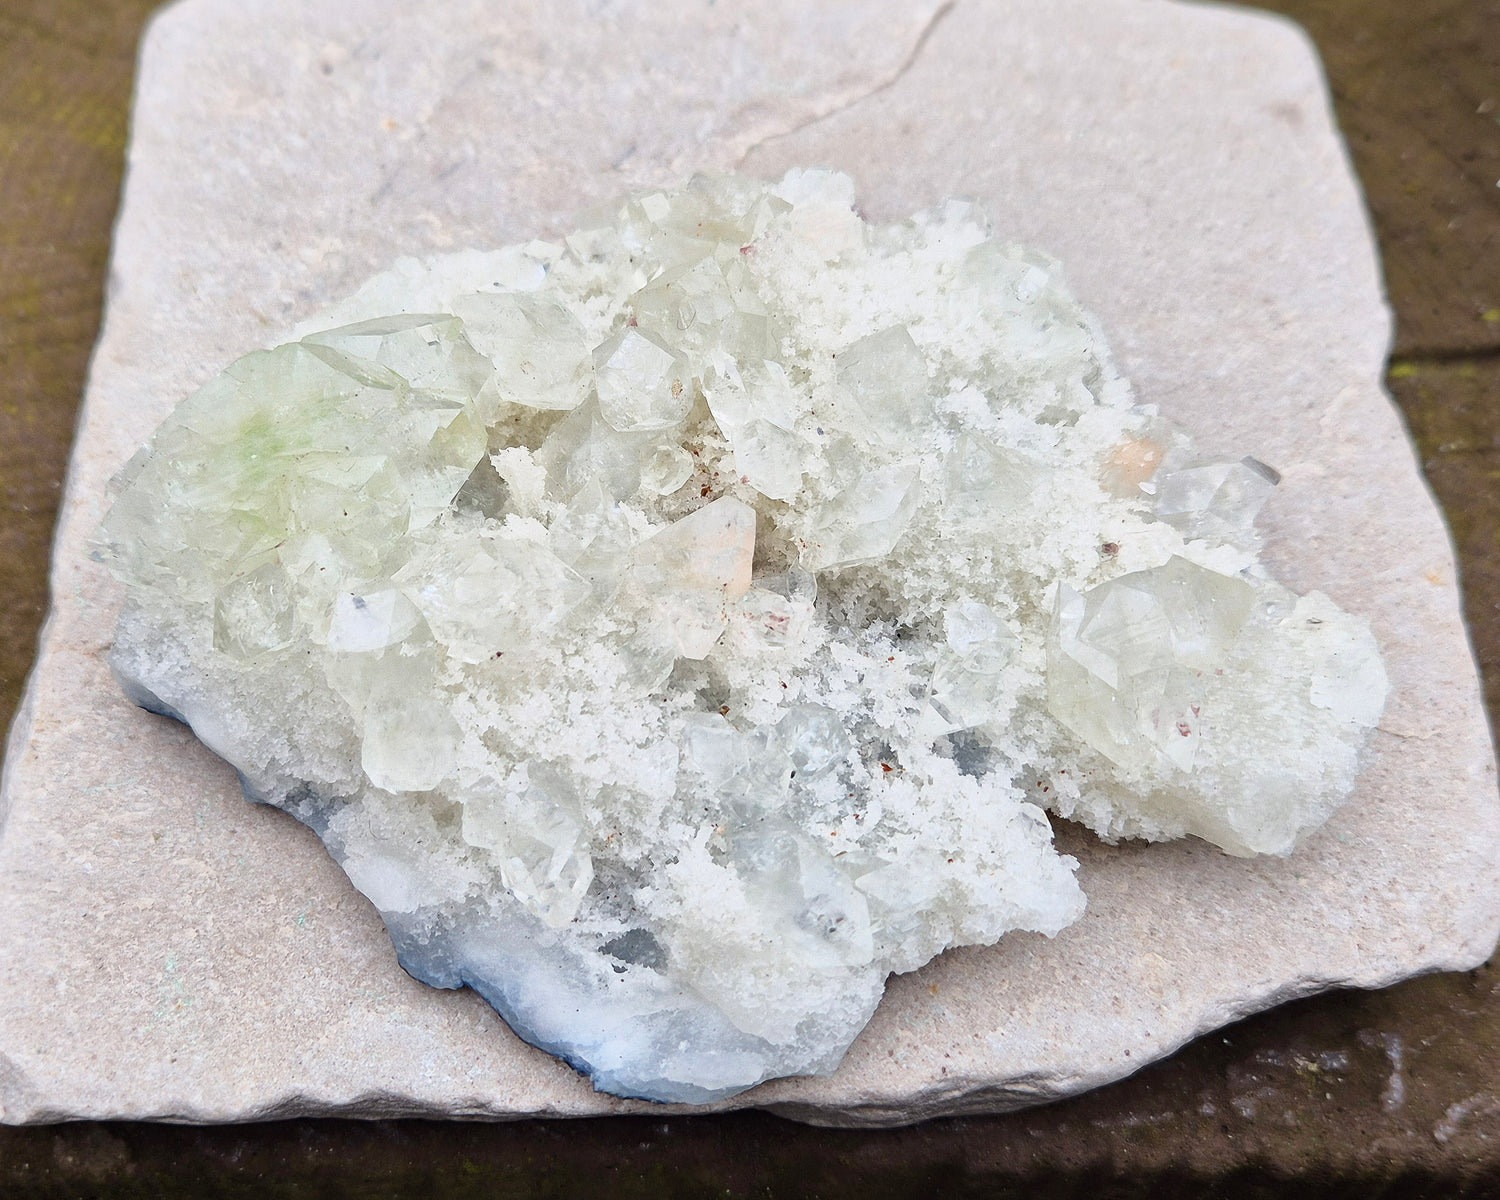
[1049, 557, 1256, 774]
[94, 168, 1386, 1104]
[451, 292, 594, 414]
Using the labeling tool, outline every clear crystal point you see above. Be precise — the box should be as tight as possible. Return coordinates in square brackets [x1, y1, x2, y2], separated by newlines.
[836, 326, 933, 443]
[594, 327, 694, 432]
[452, 291, 593, 413]
[213, 562, 297, 659]
[1048, 557, 1255, 773]
[461, 764, 594, 928]
[803, 464, 922, 570]
[1155, 456, 1280, 545]
[920, 601, 1016, 736]
[628, 497, 756, 658]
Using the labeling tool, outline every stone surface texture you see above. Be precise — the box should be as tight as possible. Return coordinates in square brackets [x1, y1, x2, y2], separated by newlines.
[0, 0, 1496, 1129]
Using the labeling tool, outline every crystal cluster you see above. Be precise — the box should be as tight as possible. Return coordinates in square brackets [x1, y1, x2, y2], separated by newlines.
[93, 170, 1386, 1103]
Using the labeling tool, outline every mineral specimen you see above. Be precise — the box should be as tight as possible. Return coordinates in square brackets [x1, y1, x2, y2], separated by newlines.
[92, 169, 1386, 1103]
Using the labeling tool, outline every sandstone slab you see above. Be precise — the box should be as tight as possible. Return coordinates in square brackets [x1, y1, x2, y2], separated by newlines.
[1, 0, 1496, 1127]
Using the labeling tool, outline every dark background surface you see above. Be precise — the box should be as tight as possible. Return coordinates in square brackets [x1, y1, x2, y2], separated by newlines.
[1, 0, 1498, 1195]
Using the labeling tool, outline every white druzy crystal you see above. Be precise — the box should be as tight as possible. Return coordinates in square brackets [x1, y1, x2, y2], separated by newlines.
[92, 170, 1386, 1103]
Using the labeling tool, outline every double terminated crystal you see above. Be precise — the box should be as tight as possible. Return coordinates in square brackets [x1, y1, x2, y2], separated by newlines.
[95, 170, 1386, 1103]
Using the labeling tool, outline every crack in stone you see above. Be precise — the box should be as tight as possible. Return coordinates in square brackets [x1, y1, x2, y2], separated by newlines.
[1377, 725, 1432, 740]
[735, 0, 957, 169]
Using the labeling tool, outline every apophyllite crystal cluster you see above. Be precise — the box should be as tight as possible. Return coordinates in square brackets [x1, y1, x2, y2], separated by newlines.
[92, 170, 1388, 1102]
